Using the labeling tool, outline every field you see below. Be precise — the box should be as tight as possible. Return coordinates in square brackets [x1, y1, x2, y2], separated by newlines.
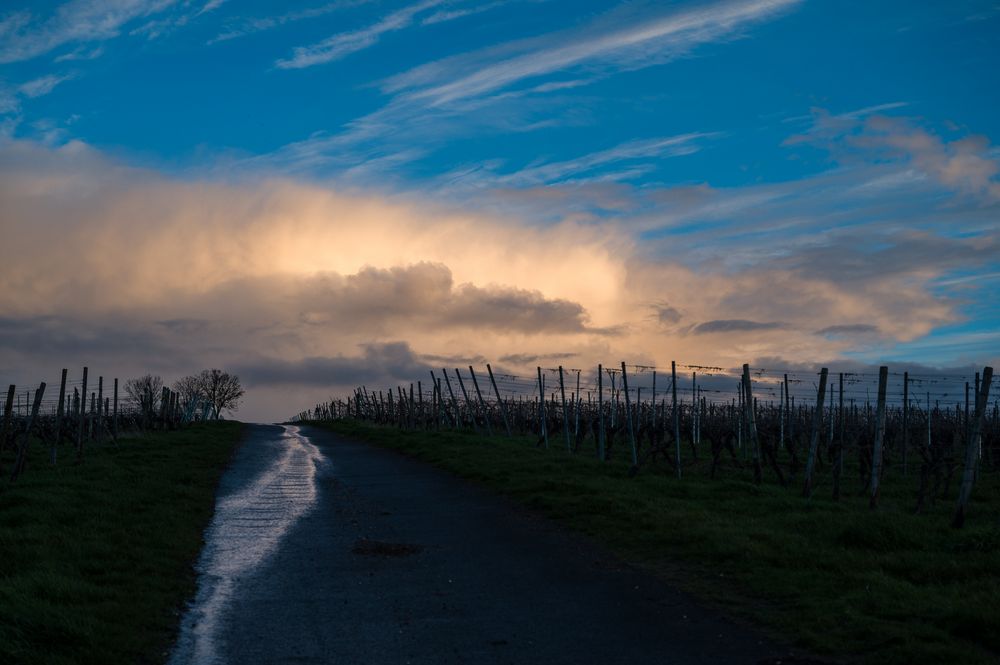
[0, 421, 243, 665]
[311, 417, 1000, 665]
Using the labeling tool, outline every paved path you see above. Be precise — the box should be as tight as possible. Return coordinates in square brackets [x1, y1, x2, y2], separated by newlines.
[170, 424, 798, 665]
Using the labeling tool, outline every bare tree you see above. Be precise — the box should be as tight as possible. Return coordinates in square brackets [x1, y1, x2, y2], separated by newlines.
[197, 369, 244, 418]
[124, 374, 163, 416]
[173, 374, 203, 412]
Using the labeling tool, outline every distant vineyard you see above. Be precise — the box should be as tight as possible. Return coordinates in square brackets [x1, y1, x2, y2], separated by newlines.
[296, 361, 996, 528]
[0, 367, 215, 482]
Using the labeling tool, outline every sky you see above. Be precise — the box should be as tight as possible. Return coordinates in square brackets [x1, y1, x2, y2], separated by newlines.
[1, 0, 998, 421]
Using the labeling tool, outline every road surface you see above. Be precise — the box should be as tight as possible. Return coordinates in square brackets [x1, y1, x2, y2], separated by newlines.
[169, 424, 804, 665]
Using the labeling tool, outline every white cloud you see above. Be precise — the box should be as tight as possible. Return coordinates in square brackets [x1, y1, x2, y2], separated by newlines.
[0, 0, 180, 64]
[275, 0, 446, 69]
[18, 73, 73, 98]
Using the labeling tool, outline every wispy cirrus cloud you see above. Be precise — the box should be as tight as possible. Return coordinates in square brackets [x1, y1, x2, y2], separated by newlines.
[210, 0, 372, 44]
[0, 0, 180, 63]
[18, 73, 74, 98]
[275, 0, 447, 69]
[385, 0, 802, 105]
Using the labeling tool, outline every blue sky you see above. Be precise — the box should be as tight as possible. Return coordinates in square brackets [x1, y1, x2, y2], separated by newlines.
[1, 0, 999, 418]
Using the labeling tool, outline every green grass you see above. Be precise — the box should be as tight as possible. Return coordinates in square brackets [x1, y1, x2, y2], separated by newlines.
[0, 422, 244, 665]
[320, 420, 1000, 665]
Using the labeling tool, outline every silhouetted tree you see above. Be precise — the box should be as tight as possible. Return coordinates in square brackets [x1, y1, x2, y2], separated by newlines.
[124, 374, 163, 416]
[197, 369, 244, 418]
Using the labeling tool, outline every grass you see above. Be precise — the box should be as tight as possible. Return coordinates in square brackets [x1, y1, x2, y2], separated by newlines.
[0, 421, 244, 665]
[320, 419, 1000, 665]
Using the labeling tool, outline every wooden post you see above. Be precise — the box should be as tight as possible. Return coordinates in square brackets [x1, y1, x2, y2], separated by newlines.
[671, 361, 680, 478]
[574, 369, 581, 439]
[597, 364, 605, 460]
[620, 362, 638, 467]
[76, 367, 88, 460]
[53, 369, 67, 464]
[11, 382, 46, 481]
[1, 385, 15, 470]
[869, 366, 889, 509]
[537, 367, 548, 448]
[455, 369, 480, 435]
[651, 370, 657, 431]
[802, 367, 829, 497]
[417, 380, 424, 429]
[902, 371, 909, 476]
[833, 372, 844, 500]
[96, 376, 104, 442]
[441, 368, 460, 428]
[486, 364, 512, 437]
[953, 367, 993, 527]
[558, 366, 571, 452]
[742, 365, 762, 484]
[468, 367, 493, 436]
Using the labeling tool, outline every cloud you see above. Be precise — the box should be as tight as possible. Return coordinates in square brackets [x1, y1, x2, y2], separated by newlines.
[18, 74, 73, 98]
[1, 139, 994, 419]
[236, 342, 431, 387]
[275, 0, 446, 69]
[385, 0, 801, 105]
[210, 1, 371, 44]
[691, 319, 786, 334]
[0, 0, 180, 63]
[816, 324, 879, 336]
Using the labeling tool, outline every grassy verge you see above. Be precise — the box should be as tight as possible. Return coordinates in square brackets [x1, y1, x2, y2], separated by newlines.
[319, 420, 999, 665]
[0, 421, 244, 665]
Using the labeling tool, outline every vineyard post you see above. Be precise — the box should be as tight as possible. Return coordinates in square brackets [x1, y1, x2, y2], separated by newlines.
[691, 372, 697, 448]
[574, 369, 581, 438]
[672, 361, 680, 477]
[620, 362, 638, 467]
[454, 369, 480, 435]
[468, 367, 492, 437]
[597, 364, 605, 460]
[902, 371, 909, 476]
[1, 385, 15, 475]
[651, 370, 657, 431]
[742, 365, 762, 484]
[417, 381, 424, 429]
[802, 367, 829, 497]
[558, 366, 570, 452]
[53, 368, 67, 464]
[778, 379, 785, 450]
[869, 366, 889, 509]
[408, 383, 415, 429]
[76, 367, 88, 460]
[834, 372, 845, 500]
[486, 364, 512, 437]
[537, 367, 548, 448]
[11, 382, 45, 481]
[112, 378, 119, 439]
[441, 368, 460, 429]
[96, 376, 104, 442]
[953, 366, 993, 527]
[964, 381, 970, 440]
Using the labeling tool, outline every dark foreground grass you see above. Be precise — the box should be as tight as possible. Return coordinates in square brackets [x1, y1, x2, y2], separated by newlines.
[0, 422, 243, 665]
[322, 420, 1000, 665]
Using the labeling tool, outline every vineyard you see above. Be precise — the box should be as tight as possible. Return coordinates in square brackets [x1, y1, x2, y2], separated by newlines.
[0, 368, 219, 483]
[298, 361, 997, 527]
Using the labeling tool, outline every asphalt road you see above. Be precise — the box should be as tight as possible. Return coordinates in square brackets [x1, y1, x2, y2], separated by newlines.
[169, 424, 801, 665]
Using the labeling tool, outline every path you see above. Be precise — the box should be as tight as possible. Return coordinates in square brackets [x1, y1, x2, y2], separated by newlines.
[170, 424, 798, 664]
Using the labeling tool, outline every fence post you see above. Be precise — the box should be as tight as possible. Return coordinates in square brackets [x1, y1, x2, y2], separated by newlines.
[742, 364, 762, 484]
[537, 367, 548, 448]
[486, 364, 512, 437]
[869, 366, 889, 509]
[953, 366, 993, 527]
[76, 367, 88, 462]
[11, 382, 46, 481]
[558, 366, 571, 452]
[672, 361, 680, 478]
[598, 364, 605, 460]
[53, 369, 67, 464]
[802, 367, 829, 497]
[620, 362, 638, 468]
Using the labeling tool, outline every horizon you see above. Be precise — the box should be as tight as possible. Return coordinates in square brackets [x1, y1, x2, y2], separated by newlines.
[2, 0, 999, 421]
